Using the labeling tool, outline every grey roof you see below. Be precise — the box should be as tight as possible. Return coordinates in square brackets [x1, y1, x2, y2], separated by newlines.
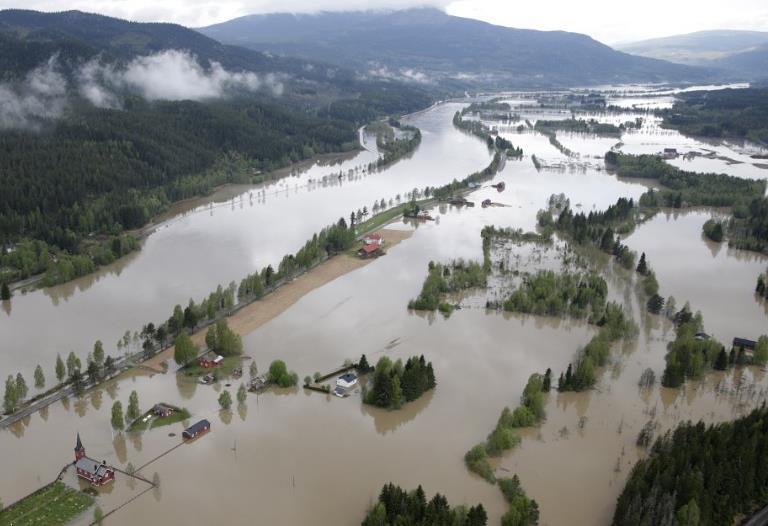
[76, 456, 111, 478]
[184, 419, 210, 435]
[339, 373, 358, 382]
[75, 457, 100, 473]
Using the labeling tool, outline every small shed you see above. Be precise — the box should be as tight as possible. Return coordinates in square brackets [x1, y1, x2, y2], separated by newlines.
[183, 419, 211, 439]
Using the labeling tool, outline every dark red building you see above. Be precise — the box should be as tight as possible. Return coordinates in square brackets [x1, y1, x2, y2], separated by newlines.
[74, 434, 115, 486]
[183, 419, 211, 439]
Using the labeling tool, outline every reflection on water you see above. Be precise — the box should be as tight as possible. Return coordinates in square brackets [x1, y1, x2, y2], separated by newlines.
[1, 102, 492, 381]
[1, 86, 767, 526]
[360, 387, 435, 435]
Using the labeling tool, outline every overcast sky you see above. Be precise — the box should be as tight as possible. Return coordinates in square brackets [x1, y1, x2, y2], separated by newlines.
[3, 0, 768, 44]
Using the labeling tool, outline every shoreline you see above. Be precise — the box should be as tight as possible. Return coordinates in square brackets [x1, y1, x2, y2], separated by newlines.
[143, 228, 413, 370]
[0, 227, 413, 429]
[6, 134, 374, 294]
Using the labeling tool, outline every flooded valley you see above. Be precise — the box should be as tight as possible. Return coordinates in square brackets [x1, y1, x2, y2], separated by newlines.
[2, 86, 768, 525]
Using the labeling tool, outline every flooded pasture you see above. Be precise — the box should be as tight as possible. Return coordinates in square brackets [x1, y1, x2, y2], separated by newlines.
[1, 85, 767, 526]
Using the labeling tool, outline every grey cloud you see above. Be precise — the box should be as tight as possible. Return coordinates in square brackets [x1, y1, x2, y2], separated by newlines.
[0, 50, 284, 129]
[0, 56, 68, 130]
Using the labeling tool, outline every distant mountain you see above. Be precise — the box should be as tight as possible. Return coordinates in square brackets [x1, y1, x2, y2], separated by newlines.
[0, 9, 339, 86]
[197, 8, 713, 89]
[0, 9, 433, 116]
[618, 30, 768, 66]
[709, 43, 768, 77]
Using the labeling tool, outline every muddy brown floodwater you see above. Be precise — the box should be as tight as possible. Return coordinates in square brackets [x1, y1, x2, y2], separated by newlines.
[1, 85, 767, 526]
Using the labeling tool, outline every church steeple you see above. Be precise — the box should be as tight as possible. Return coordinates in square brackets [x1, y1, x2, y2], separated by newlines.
[75, 433, 85, 461]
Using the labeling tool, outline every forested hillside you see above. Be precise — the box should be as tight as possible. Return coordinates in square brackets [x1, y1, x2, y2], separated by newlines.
[0, 10, 433, 285]
[0, 98, 356, 249]
[613, 406, 768, 525]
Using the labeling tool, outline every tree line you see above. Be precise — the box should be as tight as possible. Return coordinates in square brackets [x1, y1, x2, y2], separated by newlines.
[464, 372, 545, 526]
[605, 151, 764, 208]
[465, 371, 550, 482]
[4, 217, 357, 416]
[3, 339, 117, 416]
[0, 99, 360, 282]
[661, 87, 768, 144]
[556, 303, 635, 392]
[362, 483, 488, 526]
[452, 111, 523, 158]
[534, 118, 621, 138]
[613, 405, 768, 526]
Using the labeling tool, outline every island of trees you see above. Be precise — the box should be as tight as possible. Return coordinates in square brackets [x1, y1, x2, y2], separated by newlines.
[534, 118, 621, 138]
[408, 260, 488, 316]
[362, 483, 488, 526]
[490, 270, 608, 321]
[364, 355, 435, 410]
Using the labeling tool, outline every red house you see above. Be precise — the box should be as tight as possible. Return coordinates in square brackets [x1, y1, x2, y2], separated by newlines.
[74, 434, 115, 486]
[362, 233, 383, 246]
[357, 244, 383, 259]
[197, 353, 224, 368]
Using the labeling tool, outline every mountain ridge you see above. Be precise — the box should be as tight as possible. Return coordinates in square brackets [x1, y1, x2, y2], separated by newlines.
[198, 7, 716, 88]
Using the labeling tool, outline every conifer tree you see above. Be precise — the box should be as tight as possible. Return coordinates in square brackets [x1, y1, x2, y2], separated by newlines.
[34, 365, 45, 389]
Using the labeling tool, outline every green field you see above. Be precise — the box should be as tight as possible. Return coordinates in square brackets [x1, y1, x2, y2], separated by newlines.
[128, 405, 192, 432]
[0, 481, 94, 526]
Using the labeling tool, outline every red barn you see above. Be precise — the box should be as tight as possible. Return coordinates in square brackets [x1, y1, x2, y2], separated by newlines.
[74, 434, 115, 486]
[183, 419, 211, 439]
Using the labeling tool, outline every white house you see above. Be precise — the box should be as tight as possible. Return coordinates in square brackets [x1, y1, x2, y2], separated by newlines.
[336, 373, 358, 389]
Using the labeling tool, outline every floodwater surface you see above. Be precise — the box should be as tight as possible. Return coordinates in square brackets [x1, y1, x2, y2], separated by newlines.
[1, 86, 767, 526]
